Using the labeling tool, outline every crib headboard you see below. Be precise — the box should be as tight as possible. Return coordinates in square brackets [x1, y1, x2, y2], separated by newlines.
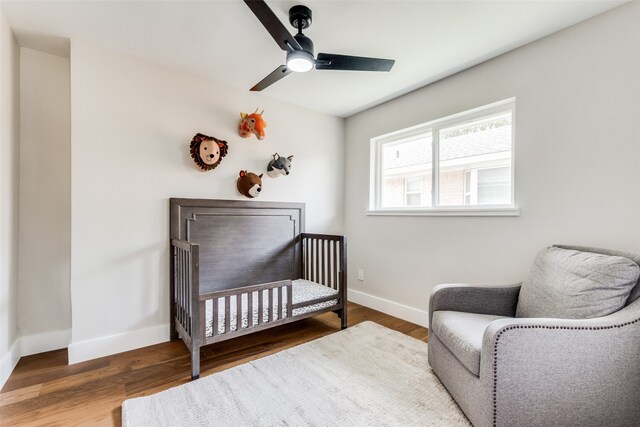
[170, 199, 304, 294]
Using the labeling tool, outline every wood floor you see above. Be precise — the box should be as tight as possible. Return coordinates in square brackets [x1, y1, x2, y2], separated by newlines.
[0, 303, 427, 426]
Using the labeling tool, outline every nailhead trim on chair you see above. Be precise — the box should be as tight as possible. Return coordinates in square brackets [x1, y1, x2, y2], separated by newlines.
[492, 318, 640, 426]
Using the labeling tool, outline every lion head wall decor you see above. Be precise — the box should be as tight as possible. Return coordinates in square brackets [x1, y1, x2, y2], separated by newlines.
[189, 133, 229, 171]
[238, 108, 267, 140]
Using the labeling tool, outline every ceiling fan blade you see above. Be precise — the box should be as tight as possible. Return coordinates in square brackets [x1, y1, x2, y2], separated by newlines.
[250, 65, 292, 91]
[243, 0, 301, 52]
[315, 53, 395, 72]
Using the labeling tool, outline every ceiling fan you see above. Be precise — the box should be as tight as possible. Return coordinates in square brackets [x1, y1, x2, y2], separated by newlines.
[243, 0, 395, 91]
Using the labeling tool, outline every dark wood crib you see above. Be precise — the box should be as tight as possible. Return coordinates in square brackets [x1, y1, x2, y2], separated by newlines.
[170, 199, 347, 379]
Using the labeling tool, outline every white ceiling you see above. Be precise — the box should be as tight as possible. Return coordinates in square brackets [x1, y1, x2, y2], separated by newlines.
[1, 0, 626, 117]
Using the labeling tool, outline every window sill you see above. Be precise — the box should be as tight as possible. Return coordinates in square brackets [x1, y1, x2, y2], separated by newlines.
[366, 206, 521, 217]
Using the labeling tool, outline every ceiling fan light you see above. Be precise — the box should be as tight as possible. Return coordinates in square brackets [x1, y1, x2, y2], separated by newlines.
[286, 51, 314, 73]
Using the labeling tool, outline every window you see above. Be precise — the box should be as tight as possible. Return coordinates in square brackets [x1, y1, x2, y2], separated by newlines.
[370, 99, 517, 216]
[463, 166, 511, 205]
[404, 177, 423, 207]
[380, 135, 432, 208]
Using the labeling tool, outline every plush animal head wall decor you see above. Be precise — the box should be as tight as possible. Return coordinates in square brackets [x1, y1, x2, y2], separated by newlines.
[239, 108, 267, 140]
[237, 170, 264, 198]
[190, 133, 229, 171]
[267, 153, 294, 178]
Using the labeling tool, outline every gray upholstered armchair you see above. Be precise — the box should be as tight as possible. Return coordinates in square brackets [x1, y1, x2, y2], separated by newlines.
[428, 245, 640, 427]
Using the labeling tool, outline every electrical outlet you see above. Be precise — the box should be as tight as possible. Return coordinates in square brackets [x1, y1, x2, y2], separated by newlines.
[357, 269, 364, 281]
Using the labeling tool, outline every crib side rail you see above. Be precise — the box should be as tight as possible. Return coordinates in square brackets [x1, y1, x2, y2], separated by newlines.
[300, 233, 347, 298]
[202, 280, 293, 340]
[199, 279, 293, 301]
[171, 239, 201, 347]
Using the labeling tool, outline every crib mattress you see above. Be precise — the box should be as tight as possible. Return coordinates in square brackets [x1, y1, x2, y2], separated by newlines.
[205, 279, 339, 337]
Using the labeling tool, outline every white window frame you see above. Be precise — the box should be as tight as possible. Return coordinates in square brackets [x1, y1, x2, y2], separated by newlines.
[369, 98, 519, 217]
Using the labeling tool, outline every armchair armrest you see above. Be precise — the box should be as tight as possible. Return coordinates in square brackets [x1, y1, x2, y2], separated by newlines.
[429, 283, 521, 326]
[480, 298, 640, 426]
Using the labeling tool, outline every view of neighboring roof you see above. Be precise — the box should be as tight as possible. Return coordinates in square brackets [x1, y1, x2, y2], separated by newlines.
[383, 114, 512, 170]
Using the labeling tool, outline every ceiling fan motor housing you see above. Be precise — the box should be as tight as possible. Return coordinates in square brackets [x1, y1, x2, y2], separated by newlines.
[294, 33, 314, 55]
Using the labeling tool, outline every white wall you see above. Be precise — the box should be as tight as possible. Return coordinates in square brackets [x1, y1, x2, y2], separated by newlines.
[344, 2, 640, 326]
[18, 47, 71, 356]
[0, 10, 21, 388]
[69, 41, 344, 363]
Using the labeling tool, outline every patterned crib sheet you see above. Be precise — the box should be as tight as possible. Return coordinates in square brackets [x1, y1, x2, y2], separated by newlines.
[205, 279, 339, 337]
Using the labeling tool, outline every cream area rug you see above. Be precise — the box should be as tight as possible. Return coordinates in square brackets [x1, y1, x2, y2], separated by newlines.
[122, 321, 470, 426]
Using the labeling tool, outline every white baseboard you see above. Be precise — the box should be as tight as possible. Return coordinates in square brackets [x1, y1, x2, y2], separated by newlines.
[68, 323, 169, 364]
[20, 328, 71, 357]
[0, 339, 21, 389]
[1, 329, 72, 388]
[348, 289, 428, 327]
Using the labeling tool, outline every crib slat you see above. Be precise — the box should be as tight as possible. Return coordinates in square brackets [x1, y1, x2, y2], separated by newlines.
[183, 250, 188, 331]
[324, 240, 329, 288]
[181, 249, 184, 327]
[268, 288, 274, 322]
[320, 239, 324, 284]
[327, 241, 332, 289]
[183, 249, 187, 329]
[309, 239, 313, 281]
[323, 241, 328, 288]
[317, 239, 321, 284]
[286, 283, 293, 318]
[333, 241, 340, 290]
[320, 239, 324, 285]
[333, 241, 338, 290]
[180, 249, 185, 327]
[188, 251, 192, 334]
[178, 249, 182, 329]
[308, 237, 312, 280]
[302, 238, 306, 280]
[339, 237, 346, 296]
[315, 238, 319, 282]
[306, 239, 313, 280]
[325, 240, 330, 287]
[337, 243, 342, 292]
[236, 293, 242, 330]
[309, 237, 313, 280]
[248, 292, 254, 327]
[224, 296, 231, 333]
[212, 297, 218, 337]
[305, 237, 309, 280]
[258, 290, 264, 325]
[180, 250, 185, 330]
[185, 252, 189, 335]
[199, 300, 206, 343]
[173, 247, 178, 329]
[176, 250, 181, 328]
[277, 287, 283, 320]
[180, 251, 188, 332]
[310, 238, 314, 281]
[187, 251, 191, 335]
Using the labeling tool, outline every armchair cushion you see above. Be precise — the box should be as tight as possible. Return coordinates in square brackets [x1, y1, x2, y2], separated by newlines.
[516, 247, 640, 319]
[431, 310, 510, 376]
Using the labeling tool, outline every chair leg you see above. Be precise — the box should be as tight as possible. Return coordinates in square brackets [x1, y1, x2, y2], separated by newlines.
[191, 346, 200, 380]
